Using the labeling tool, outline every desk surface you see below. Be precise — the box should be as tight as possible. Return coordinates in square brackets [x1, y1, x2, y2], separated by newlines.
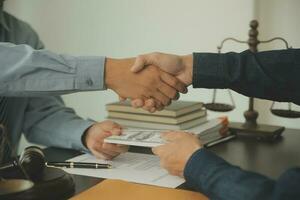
[43, 128, 300, 195]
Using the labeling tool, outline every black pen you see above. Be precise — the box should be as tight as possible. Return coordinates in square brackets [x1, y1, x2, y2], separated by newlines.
[45, 161, 112, 169]
[204, 134, 237, 148]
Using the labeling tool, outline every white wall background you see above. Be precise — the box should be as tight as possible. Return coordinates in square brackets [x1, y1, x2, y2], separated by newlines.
[3, 0, 300, 149]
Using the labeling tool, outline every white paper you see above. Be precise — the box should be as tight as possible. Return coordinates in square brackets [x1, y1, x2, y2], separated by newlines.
[63, 152, 184, 188]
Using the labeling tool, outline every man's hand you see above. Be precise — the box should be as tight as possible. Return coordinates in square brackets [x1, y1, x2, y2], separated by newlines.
[105, 57, 186, 106]
[121, 52, 193, 112]
[132, 52, 193, 86]
[83, 120, 129, 160]
[152, 131, 202, 177]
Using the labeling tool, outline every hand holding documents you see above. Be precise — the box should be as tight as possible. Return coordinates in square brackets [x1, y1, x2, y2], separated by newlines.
[64, 152, 184, 188]
[104, 117, 231, 148]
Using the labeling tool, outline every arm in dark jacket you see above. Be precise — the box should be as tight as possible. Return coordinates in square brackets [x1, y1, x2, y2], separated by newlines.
[193, 49, 300, 105]
[184, 149, 300, 200]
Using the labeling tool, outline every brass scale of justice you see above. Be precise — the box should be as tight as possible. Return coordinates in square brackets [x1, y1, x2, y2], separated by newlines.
[204, 20, 299, 140]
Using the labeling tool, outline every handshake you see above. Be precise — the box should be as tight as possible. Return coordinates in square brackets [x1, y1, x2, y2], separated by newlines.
[85, 52, 194, 160]
[105, 52, 193, 112]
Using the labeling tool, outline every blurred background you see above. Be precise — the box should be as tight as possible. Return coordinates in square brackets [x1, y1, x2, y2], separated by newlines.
[3, 0, 300, 149]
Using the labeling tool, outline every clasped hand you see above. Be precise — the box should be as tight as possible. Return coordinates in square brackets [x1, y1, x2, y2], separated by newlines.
[105, 53, 192, 110]
[105, 57, 185, 107]
[83, 54, 192, 160]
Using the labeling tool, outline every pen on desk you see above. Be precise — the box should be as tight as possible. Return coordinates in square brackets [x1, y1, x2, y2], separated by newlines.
[45, 161, 112, 169]
[204, 134, 237, 148]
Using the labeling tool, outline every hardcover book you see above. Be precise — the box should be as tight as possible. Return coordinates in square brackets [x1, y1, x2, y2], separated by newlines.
[106, 100, 204, 117]
[107, 109, 206, 124]
[107, 117, 207, 130]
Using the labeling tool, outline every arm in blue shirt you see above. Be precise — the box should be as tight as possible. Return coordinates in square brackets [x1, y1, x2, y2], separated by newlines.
[0, 42, 106, 96]
[0, 11, 105, 151]
[184, 149, 300, 200]
[22, 96, 94, 151]
[193, 49, 300, 105]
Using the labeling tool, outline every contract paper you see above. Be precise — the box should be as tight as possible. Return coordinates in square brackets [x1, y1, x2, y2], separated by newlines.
[63, 152, 185, 188]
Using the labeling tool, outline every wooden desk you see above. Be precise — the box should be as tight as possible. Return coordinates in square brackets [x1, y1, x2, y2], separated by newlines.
[43, 128, 300, 196]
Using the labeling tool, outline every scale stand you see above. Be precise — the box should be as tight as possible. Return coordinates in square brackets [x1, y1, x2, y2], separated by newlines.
[220, 20, 287, 140]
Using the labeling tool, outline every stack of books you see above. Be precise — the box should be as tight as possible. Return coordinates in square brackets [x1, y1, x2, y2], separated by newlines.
[106, 100, 207, 130]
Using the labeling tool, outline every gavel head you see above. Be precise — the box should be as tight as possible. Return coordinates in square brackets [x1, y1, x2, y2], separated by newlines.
[19, 146, 45, 180]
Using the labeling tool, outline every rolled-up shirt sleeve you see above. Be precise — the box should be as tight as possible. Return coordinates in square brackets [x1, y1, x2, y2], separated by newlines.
[0, 42, 106, 96]
[23, 96, 95, 151]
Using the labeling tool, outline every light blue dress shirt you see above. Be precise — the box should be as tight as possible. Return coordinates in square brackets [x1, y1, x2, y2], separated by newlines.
[0, 9, 106, 158]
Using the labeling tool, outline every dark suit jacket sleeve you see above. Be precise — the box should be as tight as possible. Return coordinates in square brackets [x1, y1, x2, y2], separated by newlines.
[193, 49, 300, 105]
[184, 149, 300, 200]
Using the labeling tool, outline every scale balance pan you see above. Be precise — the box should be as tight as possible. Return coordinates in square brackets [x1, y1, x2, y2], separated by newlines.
[205, 103, 235, 112]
